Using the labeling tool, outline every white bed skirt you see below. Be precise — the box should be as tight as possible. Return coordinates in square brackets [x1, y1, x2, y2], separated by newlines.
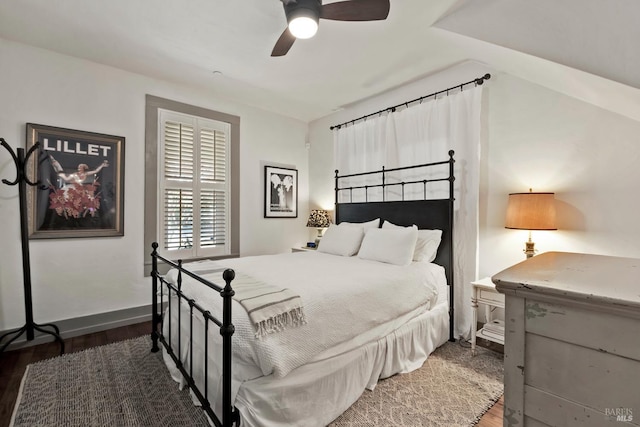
[234, 302, 449, 427]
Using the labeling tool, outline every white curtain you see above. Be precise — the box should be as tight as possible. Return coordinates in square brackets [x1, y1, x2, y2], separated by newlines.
[333, 86, 483, 339]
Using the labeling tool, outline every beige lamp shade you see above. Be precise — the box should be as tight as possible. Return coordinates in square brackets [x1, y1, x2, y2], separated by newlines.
[505, 192, 557, 230]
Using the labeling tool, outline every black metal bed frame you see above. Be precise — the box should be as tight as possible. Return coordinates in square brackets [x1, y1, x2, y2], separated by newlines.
[149, 150, 456, 426]
[150, 243, 239, 427]
[334, 150, 456, 341]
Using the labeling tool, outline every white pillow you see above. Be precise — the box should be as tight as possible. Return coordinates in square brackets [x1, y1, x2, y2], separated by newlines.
[317, 223, 364, 256]
[339, 218, 380, 230]
[382, 220, 442, 263]
[357, 227, 418, 266]
[382, 220, 417, 231]
[414, 229, 442, 262]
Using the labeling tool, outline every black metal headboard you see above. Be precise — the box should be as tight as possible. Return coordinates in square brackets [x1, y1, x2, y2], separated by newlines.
[334, 151, 455, 341]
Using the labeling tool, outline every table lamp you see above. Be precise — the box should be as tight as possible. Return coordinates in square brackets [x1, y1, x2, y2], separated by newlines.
[505, 190, 557, 258]
[306, 209, 332, 246]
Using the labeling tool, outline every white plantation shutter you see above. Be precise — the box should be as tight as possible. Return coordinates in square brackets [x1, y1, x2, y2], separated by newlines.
[200, 189, 226, 248]
[164, 121, 194, 180]
[159, 110, 230, 258]
[164, 188, 193, 250]
[200, 128, 226, 182]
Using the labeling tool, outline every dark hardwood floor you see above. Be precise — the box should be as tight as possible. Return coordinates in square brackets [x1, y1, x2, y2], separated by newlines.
[0, 321, 503, 426]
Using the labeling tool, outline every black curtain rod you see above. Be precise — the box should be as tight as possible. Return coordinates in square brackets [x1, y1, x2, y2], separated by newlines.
[330, 73, 491, 130]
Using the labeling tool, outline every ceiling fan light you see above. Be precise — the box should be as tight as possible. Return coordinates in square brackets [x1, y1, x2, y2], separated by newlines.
[288, 16, 318, 39]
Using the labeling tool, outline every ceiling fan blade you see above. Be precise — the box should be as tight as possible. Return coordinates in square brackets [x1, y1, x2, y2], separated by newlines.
[320, 0, 390, 22]
[271, 27, 296, 57]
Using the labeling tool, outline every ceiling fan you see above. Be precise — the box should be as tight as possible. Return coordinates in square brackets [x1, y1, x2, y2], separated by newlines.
[272, 0, 391, 57]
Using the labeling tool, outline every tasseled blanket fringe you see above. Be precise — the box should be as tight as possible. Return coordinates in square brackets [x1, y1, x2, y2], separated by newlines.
[254, 307, 307, 339]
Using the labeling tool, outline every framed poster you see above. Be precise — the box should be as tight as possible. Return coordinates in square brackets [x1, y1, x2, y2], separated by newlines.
[264, 165, 297, 218]
[26, 123, 125, 239]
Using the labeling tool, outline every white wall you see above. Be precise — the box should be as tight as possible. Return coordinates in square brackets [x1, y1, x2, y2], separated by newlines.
[0, 39, 309, 331]
[309, 61, 640, 281]
[481, 72, 640, 275]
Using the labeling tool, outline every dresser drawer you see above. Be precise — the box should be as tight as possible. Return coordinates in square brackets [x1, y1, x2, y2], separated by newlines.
[478, 289, 505, 307]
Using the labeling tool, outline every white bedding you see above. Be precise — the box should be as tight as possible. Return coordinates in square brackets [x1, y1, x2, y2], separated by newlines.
[166, 251, 442, 379]
[162, 251, 447, 423]
[236, 303, 450, 427]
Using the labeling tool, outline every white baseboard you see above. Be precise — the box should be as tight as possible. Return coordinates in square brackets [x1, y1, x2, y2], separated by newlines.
[0, 304, 153, 351]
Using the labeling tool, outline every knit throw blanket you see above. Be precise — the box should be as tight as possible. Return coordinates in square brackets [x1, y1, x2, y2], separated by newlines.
[189, 268, 306, 338]
[232, 273, 307, 338]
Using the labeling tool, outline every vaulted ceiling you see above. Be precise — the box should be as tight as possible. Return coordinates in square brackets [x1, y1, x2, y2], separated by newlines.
[1, 0, 639, 122]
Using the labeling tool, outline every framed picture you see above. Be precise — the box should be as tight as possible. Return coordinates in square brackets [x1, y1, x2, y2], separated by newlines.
[264, 165, 297, 218]
[26, 123, 125, 239]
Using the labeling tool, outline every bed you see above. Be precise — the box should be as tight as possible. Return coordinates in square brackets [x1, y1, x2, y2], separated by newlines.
[150, 151, 456, 427]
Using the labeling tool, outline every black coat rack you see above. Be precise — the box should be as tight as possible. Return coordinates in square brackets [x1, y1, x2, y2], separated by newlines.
[0, 138, 64, 354]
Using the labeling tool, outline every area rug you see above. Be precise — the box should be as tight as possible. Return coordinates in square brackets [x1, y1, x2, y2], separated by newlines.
[330, 342, 504, 426]
[11, 337, 502, 426]
[10, 337, 209, 427]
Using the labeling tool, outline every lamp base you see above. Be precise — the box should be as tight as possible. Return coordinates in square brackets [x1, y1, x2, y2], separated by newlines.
[315, 228, 323, 247]
[524, 240, 536, 258]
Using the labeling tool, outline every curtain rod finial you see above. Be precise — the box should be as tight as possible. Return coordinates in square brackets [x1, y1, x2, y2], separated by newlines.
[476, 74, 491, 85]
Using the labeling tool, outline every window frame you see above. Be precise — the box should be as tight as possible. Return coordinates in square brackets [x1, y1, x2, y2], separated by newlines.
[144, 95, 240, 274]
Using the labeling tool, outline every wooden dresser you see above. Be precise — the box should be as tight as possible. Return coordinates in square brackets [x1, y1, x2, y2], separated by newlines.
[493, 252, 640, 427]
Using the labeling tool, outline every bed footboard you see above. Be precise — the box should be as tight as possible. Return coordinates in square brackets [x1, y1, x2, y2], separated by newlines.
[150, 242, 239, 427]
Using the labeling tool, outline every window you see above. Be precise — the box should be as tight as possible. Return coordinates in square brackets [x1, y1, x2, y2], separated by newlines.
[159, 110, 229, 258]
[145, 95, 239, 271]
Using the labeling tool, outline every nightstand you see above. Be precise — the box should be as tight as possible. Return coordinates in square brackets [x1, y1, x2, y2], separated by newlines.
[470, 277, 505, 355]
[291, 247, 316, 253]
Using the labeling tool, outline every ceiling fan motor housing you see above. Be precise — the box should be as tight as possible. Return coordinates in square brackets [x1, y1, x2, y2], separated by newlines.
[284, 0, 322, 25]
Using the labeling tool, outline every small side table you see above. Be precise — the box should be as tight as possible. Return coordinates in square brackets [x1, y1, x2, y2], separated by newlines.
[291, 247, 316, 253]
[471, 277, 505, 355]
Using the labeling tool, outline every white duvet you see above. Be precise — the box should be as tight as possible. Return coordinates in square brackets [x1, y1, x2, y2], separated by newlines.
[165, 251, 442, 379]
